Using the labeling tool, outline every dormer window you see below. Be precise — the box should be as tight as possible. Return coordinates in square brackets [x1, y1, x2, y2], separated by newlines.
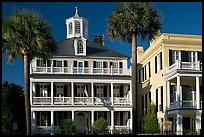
[77, 40, 83, 54]
[69, 23, 72, 34]
[75, 21, 80, 34]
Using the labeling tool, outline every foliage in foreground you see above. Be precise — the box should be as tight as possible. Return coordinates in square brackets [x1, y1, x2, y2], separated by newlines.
[93, 118, 109, 135]
[59, 118, 76, 135]
[2, 81, 26, 135]
[144, 102, 160, 133]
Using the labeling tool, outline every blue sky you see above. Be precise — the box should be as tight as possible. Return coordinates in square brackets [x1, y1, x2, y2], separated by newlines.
[2, 2, 202, 87]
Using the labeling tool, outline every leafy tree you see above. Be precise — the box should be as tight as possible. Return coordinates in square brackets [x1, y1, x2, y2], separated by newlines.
[144, 102, 160, 133]
[93, 118, 108, 135]
[2, 9, 57, 135]
[107, 2, 162, 134]
[59, 119, 76, 135]
[2, 81, 26, 135]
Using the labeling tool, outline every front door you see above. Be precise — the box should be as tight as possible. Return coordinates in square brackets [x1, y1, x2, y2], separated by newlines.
[76, 112, 86, 134]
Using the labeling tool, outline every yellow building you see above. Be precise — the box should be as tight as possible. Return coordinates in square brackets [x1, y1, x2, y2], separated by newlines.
[137, 32, 202, 135]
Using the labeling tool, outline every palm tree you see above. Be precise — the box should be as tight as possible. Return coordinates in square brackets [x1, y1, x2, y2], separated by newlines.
[107, 2, 161, 134]
[2, 9, 57, 135]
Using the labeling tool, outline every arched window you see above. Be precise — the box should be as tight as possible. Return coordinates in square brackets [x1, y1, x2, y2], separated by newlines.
[75, 21, 80, 34]
[77, 40, 83, 54]
[69, 23, 72, 34]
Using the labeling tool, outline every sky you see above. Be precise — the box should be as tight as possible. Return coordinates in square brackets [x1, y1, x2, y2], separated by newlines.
[2, 2, 202, 88]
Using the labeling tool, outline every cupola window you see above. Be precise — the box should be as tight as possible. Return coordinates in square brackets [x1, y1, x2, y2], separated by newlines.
[75, 21, 80, 34]
[77, 40, 83, 53]
[69, 23, 72, 34]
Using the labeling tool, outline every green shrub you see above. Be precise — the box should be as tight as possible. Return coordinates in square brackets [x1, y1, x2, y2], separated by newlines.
[59, 119, 76, 135]
[144, 102, 160, 133]
[93, 118, 108, 135]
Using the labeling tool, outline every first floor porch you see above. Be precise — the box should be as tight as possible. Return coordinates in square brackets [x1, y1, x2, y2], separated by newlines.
[31, 110, 132, 135]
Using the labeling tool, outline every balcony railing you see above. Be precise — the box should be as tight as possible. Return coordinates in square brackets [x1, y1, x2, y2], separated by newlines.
[166, 61, 202, 76]
[30, 66, 131, 76]
[168, 100, 202, 110]
[32, 97, 130, 106]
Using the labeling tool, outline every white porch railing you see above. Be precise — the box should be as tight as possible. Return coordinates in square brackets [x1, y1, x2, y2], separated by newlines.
[30, 66, 131, 76]
[166, 61, 202, 75]
[169, 100, 200, 110]
[33, 97, 52, 105]
[53, 97, 72, 105]
[32, 97, 130, 106]
[114, 97, 130, 105]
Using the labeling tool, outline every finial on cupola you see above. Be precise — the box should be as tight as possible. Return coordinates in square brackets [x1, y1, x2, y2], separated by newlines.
[74, 6, 79, 17]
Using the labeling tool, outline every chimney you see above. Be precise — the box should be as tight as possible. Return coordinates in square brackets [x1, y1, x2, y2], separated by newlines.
[94, 35, 104, 46]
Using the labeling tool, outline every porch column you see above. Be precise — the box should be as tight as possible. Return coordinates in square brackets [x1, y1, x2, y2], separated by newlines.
[196, 76, 200, 109]
[167, 81, 170, 108]
[31, 111, 36, 135]
[196, 112, 201, 133]
[91, 111, 94, 126]
[111, 83, 114, 105]
[176, 112, 183, 135]
[71, 82, 74, 105]
[51, 111, 54, 134]
[177, 75, 181, 108]
[111, 111, 114, 134]
[129, 82, 132, 105]
[130, 109, 133, 132]
[72, 111, 75, 121]
[51, 82, 54, 105]
[30, 81, 33, 105]
[91, 82, 94, 104]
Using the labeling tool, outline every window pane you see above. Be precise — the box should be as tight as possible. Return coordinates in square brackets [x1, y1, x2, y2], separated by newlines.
[75, 21, 80, 33]
[69, 23, 72, 34]
[77, 40, 83, 53]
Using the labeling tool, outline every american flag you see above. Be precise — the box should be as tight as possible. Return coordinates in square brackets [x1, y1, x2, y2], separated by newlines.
[84, 86, 89, 97]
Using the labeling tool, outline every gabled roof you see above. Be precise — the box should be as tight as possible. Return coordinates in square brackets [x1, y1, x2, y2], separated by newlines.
[54, 38, 129, 58]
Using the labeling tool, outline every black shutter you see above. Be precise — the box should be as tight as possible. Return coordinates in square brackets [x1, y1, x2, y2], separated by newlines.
[155, 56, 157, 73]
[104, 85, 107, 97]
[128, 111, 130, 119]
[47, 84, 51, 97]
[139, 69, 141, 84]
[169, 49, 172, 65]
[54, 84, 56, 96]
[160, 52, 162, 70]
[94, 85, 97, 97]
[109, 85, 111, 97]
[74, 61, 77, 67]
[120, 85, 123, 97]
[156, 89, 158, 112]
[64, 60, 68, 67]
[36, 84, 40, 97]
[36, 112, 40, 126]
[161, 86, 163, 112]
[64, 84, 67, 97]
[120, 112, 123, 125]
[148, 62, 151, 78]
[170, 85, 173, 102]
[198, 52, 202, 62]
[85, 61, 88, 67]
[53, 60, 56, 67]
[94, 112, 97, 121]
[93, 61, 96, 68]
[119, 62, 123, 68]
[103, 62, 107, 68]
[74, 85, 77, 97]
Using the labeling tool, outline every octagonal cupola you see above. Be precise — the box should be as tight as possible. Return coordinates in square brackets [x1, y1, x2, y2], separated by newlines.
[66, 6, 88, 39]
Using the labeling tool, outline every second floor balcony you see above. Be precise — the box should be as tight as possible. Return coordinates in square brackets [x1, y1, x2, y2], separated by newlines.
[32, 96, 131, 106]
[30, 65, 131, 76]
[166, 60, 202, 79]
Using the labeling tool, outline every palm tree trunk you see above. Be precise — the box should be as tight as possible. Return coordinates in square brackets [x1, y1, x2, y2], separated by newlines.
[24, 54, 31, 135]
[131, 33, 137, 135]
